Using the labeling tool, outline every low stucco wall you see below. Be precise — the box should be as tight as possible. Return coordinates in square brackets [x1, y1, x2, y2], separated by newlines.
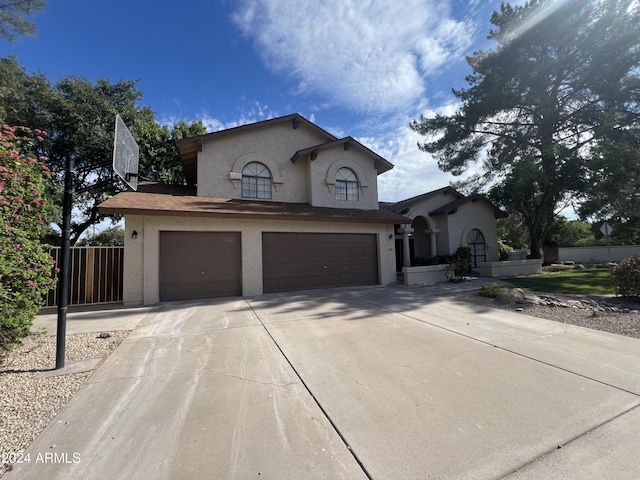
[402, 265, 448, 286]
[403, 258, 544, 285]
[559, 245, 640, 263]
[477, 259, 543, 278]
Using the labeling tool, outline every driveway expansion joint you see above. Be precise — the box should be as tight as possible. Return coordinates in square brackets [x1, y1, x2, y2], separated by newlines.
[497, 402, 640, 479]
[244, 298, 375, 480]
[358, 295, 640, 398]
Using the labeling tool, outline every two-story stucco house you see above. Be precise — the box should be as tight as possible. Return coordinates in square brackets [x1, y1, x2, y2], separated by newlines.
[99, 113, 411, 305]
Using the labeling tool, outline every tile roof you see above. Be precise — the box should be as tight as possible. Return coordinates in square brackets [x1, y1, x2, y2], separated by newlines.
[98, 183, 411, 225]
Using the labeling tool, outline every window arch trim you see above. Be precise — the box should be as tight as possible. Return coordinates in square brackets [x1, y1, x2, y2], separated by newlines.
[325, 160, 369, 194]
[230, 153, 283, 191]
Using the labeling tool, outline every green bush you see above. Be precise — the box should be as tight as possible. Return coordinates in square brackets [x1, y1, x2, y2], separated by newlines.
[414, 255, 451, 266]
[414, 256, 435, 266]
[611, 254, 640, 298]
[454, 247, 471, 271]
[0, 124, 55, 353]
[444, 247, 472, 282]
[498, 240, 512, 261]
[478, 283, 509, 298]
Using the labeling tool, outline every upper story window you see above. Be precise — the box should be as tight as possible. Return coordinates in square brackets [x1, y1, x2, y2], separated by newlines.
[335, 167, 359, 201]
[242, 162, 272, 199]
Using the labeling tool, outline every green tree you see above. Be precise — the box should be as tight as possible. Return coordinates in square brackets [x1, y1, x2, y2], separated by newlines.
[411, 0, 640, 259]
[0, 56, 55, 132]
[0, 56, 205, 244]
[136, 118, 207, 185]
[77, 225, 124, 246]
[579, 124, 640, 244]
[0, 123, 54, 352]
[550, 218, 601, 247]
[497, 211, 529, 250]
[0, 0, 44, 42]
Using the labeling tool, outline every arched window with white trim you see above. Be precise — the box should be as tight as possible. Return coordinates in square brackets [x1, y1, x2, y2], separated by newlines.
[242, 162, 272, 199]
[335, 167, 358, 201]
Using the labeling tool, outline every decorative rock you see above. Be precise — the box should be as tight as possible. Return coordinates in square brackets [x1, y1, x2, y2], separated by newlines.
[574, 264, 586, 270]
[496, 288, 526, 304]
[512, 288, 526, 300]
[495, 291, 516, 304]
[521, 293, 542, 305]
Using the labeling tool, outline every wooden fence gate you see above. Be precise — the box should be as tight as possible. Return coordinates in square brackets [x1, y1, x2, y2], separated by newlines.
[45, 246, 124, 307]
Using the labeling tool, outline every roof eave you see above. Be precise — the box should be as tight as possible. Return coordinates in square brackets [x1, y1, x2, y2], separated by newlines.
[289, 136, 394, 174]
[98, 205, 410, 225]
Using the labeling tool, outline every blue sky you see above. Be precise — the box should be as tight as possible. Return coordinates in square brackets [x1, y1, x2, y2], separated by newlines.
[0, 0, 509, 202]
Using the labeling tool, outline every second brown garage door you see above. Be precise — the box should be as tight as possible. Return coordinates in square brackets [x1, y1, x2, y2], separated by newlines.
[262, 232, 379, 293]
[159, 231, 242, 301]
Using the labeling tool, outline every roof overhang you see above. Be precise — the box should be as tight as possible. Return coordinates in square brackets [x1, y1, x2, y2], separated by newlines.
[429, 194, 508, 219]
[98, 185, 411, 225]
[290, 137, 394, 174]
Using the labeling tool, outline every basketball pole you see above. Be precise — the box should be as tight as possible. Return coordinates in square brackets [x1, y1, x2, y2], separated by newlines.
[55, 155, 74, 370]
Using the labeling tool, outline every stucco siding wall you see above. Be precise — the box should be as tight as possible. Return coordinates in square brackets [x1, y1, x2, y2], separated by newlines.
[123, 215, 145, 306]
[445, 203, 499, 262]
[123, 215, 396, 306]
[308, 148, 380, 210]
[559, 245, 640, 263]
[399, 192, 456, 258]
[196, 122, 328, 202]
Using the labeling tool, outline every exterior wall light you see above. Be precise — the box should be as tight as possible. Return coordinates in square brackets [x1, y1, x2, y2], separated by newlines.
[131, 230, 138, 239]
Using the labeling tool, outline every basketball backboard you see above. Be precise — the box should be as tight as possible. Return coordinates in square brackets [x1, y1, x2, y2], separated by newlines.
[113, 114, 139, 191]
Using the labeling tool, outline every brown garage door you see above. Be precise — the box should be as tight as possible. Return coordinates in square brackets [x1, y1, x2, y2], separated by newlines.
[262, 233, 378, 293]
[159, 231, 242, 301]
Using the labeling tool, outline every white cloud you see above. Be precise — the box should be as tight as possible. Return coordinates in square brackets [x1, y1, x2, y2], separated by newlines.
[160, 101, 287, 132]
[346, 97, 467, 202]
[231, 0, 477, 114]
[355, 117, 456, 203]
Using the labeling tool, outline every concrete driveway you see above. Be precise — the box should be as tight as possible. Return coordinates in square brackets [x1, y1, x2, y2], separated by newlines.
[7, 285, 640, 479]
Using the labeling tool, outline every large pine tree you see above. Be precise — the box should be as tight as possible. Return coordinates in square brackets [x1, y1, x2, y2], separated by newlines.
[411, 0, 640, 258]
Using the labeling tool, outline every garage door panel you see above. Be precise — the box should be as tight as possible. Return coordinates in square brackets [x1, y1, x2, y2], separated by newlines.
[160, 232, 242, 301]
[263, 233, 378, 293]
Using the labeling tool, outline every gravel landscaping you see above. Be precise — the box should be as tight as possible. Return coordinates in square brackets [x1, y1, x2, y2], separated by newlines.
[447, 289, 640, 339]
[0, 331, 129, 477]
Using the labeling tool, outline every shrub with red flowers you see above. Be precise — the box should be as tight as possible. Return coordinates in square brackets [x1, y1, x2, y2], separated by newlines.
[0, 124, 55, 352]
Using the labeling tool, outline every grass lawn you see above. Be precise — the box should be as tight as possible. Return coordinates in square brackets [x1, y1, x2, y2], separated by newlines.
[505, 268, 614, 295]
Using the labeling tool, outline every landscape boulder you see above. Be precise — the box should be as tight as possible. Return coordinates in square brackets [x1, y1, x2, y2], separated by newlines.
[495, 288, 526, 304]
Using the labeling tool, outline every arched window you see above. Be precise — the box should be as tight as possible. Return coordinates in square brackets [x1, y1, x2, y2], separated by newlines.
[335, 168, 358, 201]
[242, 162, 272, 199]
[467, 228, 486, 268]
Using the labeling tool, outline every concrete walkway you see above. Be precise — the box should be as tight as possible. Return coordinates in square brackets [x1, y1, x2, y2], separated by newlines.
[8, 282, 640, 479]
[33, 304, 156, 336]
